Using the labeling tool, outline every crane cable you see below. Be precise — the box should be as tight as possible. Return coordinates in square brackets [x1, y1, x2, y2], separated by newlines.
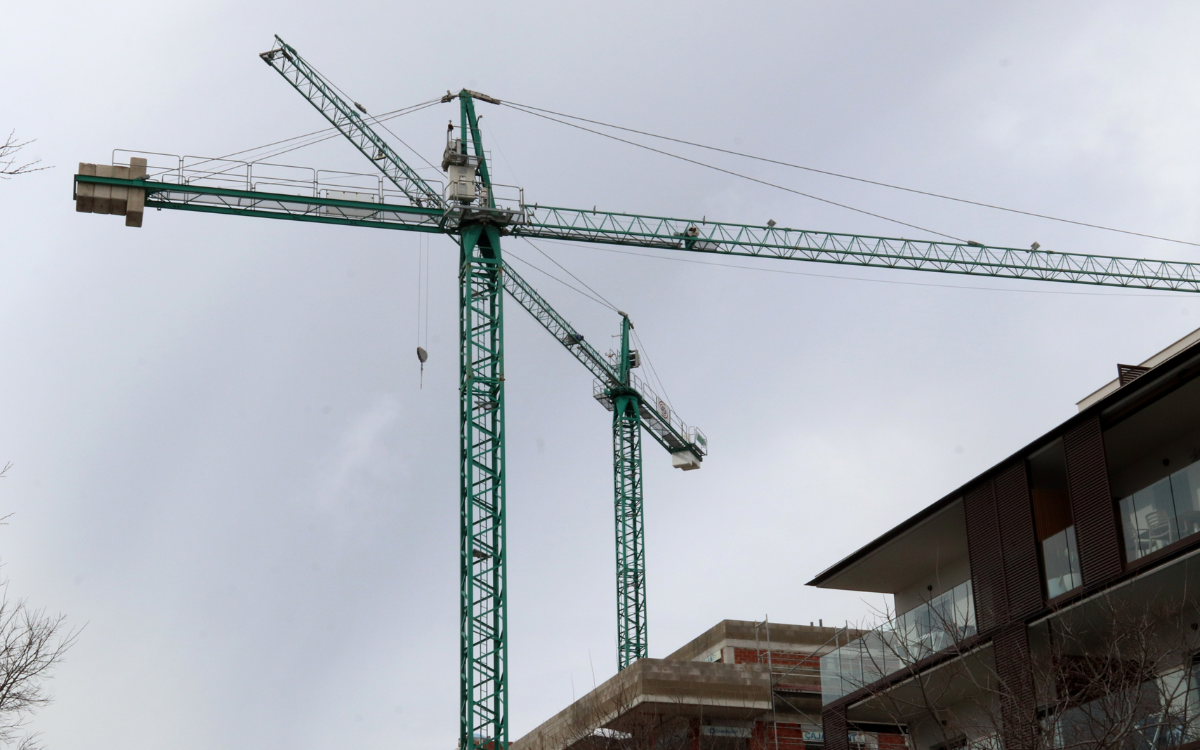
[161, 99, 442, 183]
[503, 100, 1200, 250]
[520, 238, 620, 314]
[505, 251, 616, 311]
[493, 118, 685, 403]
[416, 233, 430, 387]
[501, 102, 966, 243]
[630, 328, 675, 415]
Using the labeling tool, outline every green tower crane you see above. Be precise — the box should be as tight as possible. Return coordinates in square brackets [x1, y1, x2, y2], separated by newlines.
[72, 35, 1200, 750]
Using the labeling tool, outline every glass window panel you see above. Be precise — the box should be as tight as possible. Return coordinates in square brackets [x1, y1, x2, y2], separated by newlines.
[1043, 527, 1080, 598]
[1138, 478, 1179, 551]
[1121, 495, 1143, 561]
[1121, 478, 1179, 561]
[1064, 525, 1082, 590]
[1172, 462, 1200, 540]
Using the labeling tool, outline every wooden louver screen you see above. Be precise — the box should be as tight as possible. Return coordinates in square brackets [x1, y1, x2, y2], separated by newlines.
[823, 704, 849, 750]
[995, 462, 1043, 619]
[994, 623, 1036, 749]
[965, 480, 1008, 633]
[1064, 417, 1123, 586]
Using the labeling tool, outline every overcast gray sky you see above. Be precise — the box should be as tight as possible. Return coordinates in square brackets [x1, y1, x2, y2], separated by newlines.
[4, 2, 1200, 748]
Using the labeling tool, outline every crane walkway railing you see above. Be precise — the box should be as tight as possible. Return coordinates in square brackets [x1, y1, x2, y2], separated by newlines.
[592, 372, 706, 459]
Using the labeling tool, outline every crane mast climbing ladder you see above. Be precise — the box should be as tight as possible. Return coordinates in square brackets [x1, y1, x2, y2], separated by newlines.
[71, 34, 1200, 750]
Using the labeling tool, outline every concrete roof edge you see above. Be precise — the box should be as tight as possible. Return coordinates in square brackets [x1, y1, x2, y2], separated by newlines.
[1076, 325, 1200, 411]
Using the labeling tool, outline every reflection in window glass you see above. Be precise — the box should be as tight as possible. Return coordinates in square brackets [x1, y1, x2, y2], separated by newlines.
[1171, 462, 1200, 539]
[1122, 477, 1181, 561]
[1043, 525, 1082, 598]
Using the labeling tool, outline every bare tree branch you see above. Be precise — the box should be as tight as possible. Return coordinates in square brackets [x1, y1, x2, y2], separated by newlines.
[0, 468, 77, 749]
[0, 133, 49, 179]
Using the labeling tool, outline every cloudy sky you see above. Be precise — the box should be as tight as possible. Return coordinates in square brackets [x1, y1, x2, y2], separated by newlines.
[5, 2, 1200, 748]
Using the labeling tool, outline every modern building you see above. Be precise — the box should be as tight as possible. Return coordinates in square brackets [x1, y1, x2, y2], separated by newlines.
[512, 620, 907, 750]
[809, 327, 1200, 750]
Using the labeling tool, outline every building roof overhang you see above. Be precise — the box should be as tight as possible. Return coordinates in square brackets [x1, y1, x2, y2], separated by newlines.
[807, 328, 1200, 591]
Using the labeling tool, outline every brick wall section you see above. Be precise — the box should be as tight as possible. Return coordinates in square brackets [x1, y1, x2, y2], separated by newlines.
[965, 479, 1008, 633]
[994, 623, 1035, 750]
[995, 461, 1043, 619]
[733, 647, 820, 669]
[824, 705, 849, 750]
[1064, 417, 1123, 587]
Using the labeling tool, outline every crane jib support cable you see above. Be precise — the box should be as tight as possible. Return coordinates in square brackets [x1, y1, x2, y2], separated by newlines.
[502, 99, 1200, 249]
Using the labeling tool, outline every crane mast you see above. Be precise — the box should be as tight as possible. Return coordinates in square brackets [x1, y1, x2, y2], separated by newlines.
[70, 35, 1200, 750]
[612, 313, 648, 668]
[454, 94, 510, 750]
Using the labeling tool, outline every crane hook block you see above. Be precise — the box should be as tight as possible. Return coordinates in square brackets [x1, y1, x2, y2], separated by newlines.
[75, 157, 148, 228]
[417, 347, 428, 364]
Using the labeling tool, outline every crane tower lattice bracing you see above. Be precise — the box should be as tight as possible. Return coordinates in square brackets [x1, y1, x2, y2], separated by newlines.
[459, 223, 508, 750]
[613, 392, 647, 668]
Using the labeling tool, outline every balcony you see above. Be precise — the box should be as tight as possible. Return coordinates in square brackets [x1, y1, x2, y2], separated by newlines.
[820, 580, 975, 704]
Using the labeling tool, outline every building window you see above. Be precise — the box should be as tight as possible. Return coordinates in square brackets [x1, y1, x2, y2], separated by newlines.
[1120, 459, 1200, 562]
[1041, 526, 1081, 598]
[1030, 440, 1082, 597]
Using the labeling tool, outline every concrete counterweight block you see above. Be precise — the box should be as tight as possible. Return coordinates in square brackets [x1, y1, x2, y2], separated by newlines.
[75, 163, 95, 213]
[74, 157, 148, 228]
[125, 157, 147, 227]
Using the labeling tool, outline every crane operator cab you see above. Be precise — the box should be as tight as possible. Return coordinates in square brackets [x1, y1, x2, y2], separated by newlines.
[442, 130, 483, 205]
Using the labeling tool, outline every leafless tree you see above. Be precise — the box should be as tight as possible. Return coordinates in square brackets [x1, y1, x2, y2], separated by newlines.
[0, 465, 77, 750]
[0, 133, 48, 179]
[838, 585, 1200, 750]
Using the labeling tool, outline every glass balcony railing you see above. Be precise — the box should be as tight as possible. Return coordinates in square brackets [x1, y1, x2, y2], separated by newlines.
[820, 580, 975, 704]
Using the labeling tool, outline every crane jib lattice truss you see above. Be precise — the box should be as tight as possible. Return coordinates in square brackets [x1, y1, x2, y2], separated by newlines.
[70, 34, 1200, 750]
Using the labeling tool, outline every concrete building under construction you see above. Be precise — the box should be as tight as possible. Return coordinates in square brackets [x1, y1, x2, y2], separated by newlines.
[513, 620, 907, 750]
